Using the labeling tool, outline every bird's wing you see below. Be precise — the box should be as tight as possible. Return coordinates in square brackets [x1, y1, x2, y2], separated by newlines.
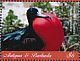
[2, 28, 27, 42]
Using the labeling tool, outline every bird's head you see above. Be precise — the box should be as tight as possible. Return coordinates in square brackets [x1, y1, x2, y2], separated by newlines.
[27, 8, 38, 24]
[27, 7, 49, 25]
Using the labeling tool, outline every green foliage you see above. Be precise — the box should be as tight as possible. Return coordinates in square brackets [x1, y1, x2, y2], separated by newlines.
[54, 2, 79, 51]
[32, 2, 53, 12]
[0, 2, 2, 7]
[69, 36, 78, 44]
[67, 36, 79, 51]
[55, 2, 70, 17]
[55, 2, 75, 17]
[2, 10, 22, 34]
[5, 10, 17, 25]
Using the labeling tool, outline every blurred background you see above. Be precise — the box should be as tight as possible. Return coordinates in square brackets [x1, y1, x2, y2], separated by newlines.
[1, 2, 80, 51]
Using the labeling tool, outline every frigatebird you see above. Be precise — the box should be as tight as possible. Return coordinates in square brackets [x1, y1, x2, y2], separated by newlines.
[1, 7, 64, 51]
[1, 8, 49, 51]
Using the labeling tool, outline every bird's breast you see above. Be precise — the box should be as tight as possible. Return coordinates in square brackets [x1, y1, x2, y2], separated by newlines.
[33, 13, 64, 51]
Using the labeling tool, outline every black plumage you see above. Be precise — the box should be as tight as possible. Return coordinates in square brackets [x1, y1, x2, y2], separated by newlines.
[1, 8, 49, 51]
[2, 26, 44, 51]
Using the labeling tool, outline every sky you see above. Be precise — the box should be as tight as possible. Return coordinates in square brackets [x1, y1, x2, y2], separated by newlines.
[2, 2, 59, 25]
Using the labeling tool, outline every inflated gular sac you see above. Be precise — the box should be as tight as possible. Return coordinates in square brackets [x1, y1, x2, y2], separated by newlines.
[33, 13, 64, 51]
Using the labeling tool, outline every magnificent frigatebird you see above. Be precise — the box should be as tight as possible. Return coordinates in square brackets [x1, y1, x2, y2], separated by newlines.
[1, 8, 48, 51]
[1, 7, 64, 51]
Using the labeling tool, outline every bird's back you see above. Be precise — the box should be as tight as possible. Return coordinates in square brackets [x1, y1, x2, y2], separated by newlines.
[1, 26, 44, 51]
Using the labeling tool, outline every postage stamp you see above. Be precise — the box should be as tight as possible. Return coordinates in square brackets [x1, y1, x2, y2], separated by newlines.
[0, 1, 80, 60]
